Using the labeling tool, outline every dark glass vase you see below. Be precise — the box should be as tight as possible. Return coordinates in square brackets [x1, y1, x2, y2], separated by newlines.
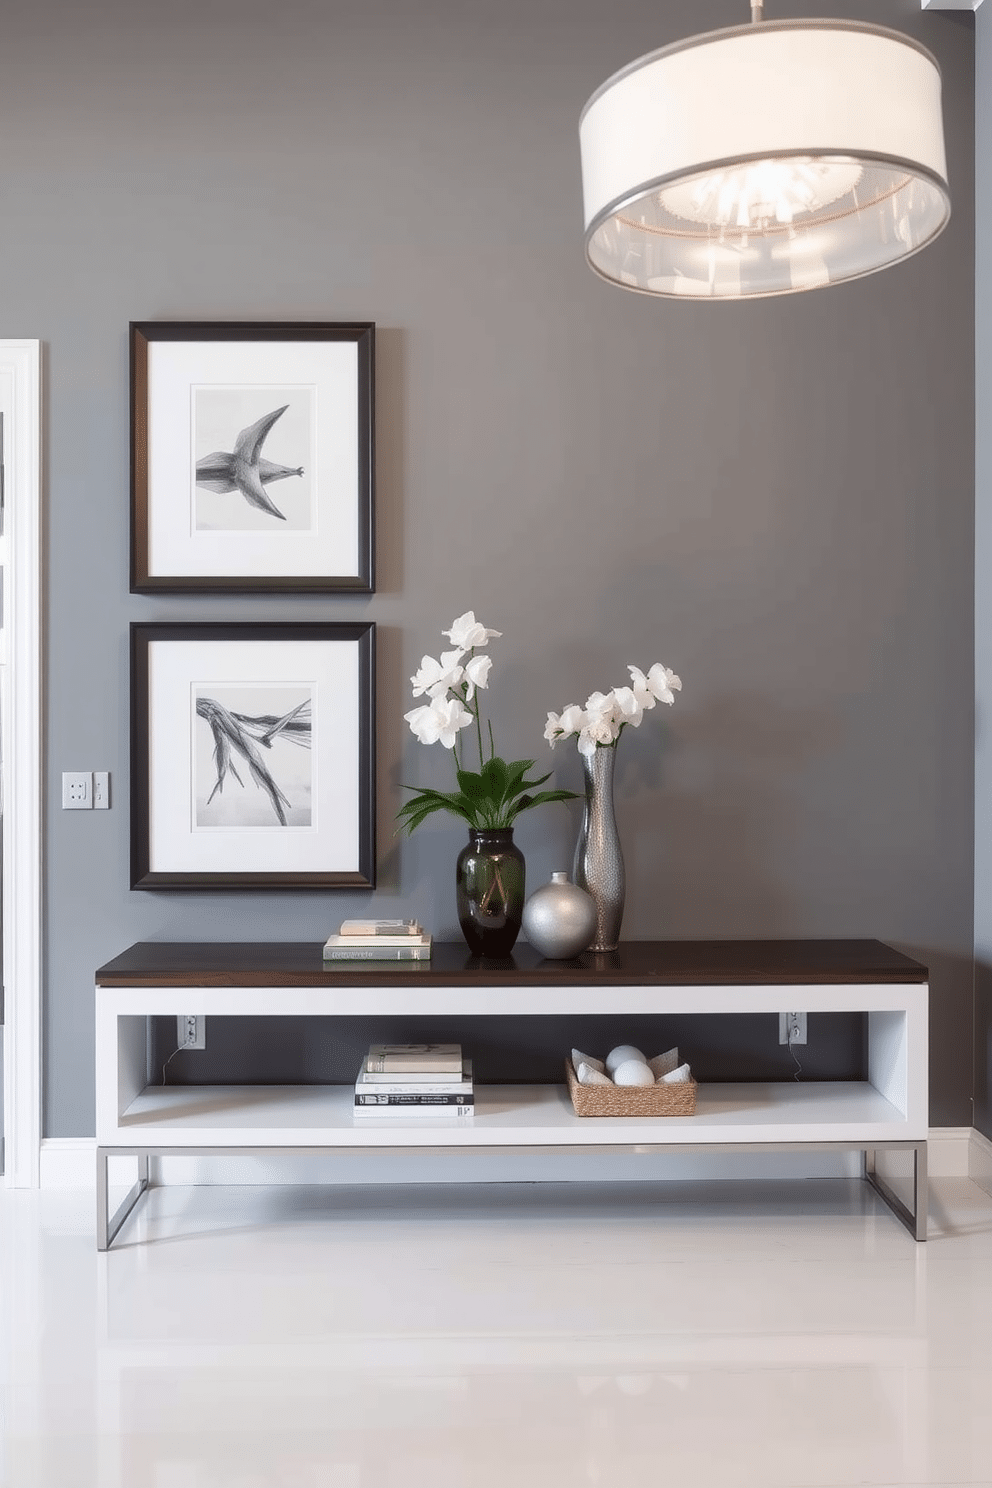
[456, 827, 525, 957]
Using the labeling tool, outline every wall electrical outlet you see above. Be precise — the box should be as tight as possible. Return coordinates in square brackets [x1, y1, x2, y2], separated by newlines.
[779, 1011, 807, 1045]
[62, 772, 92, 809]
[177, 1014, 206, 1050]
[62, 771, 112, 809]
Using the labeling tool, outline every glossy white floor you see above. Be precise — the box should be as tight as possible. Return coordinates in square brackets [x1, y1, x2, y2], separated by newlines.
[2, 1175, 992, 1487]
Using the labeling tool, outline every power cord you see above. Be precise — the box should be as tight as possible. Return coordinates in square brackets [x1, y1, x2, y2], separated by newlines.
[788, 1020, 803, 1082]
[162, 1045, 184, 1086]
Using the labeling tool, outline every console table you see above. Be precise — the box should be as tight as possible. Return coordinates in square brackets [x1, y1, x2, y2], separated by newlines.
[94, 939, 929, 1249]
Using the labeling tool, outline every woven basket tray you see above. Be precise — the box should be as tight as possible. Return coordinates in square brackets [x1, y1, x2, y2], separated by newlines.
[565, 1059, 697, 1117]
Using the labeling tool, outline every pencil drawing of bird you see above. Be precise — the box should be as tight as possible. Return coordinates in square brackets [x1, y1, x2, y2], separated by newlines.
[195, 404, 303, 520]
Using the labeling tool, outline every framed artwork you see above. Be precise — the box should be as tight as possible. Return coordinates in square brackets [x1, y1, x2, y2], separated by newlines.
[131, 622, 375, 890]
[130, 321, 374, 593]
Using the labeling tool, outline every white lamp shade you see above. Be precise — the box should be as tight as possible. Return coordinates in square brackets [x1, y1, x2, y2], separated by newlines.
[580, 21, 950, 299]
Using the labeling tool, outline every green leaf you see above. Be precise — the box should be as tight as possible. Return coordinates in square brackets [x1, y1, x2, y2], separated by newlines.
[455, 769, 488, 803]
[398, 784, 456, 801]
[396, 789, 461, 817]
[395, 801, 449, 834]
[397, 798, 480, 834]
[396, 783, 482, 832]
[499, 761, 538, 801]
[397, 752, 576, 834]
[481, 756, 509, 799]
[504, 769, 553, 802]
[512, 788, 581, 816]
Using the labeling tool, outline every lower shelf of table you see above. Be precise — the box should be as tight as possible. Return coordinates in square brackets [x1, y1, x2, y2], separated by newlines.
[103, 1079, 918, 1148]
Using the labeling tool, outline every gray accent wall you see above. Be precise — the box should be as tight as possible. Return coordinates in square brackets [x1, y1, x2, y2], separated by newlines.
[0, 0, 974, 1137]
[976, 0, 991, 1145]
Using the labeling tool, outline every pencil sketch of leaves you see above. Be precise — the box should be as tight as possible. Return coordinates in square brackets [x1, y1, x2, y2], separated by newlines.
[195, 404, 304, 521]
[196, 696, 311, 825]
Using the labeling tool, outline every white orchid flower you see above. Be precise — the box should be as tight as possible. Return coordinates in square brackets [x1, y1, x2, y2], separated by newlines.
[585, 708, 620, 750]
[627, 665, 659, 712]
[577, 728, 598, 757]
[570, 694, 620, 753]
[463, 653, 492, 701]
[443, 611, 502, 650]
[403, 704, 435, 742]
[584, 690, 617, 723]
[547, 661, 681, 759]
[612, 685, 645, 727]
[404, 696, 473, 749]
[643, 662, 682, 706]
[544, 710, 575, 747]
[545, 703, 586, 746]
[410, 650, 465, 699]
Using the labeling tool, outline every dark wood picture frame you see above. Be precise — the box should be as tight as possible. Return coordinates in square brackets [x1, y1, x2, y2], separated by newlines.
[131, 621, 376, 890]
[131, 321, 374, 593]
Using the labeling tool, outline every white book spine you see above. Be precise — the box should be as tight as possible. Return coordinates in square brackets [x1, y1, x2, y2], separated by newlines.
[325, 934, 429, 948]
[357, 1061, 472, 1093]
[323, 944, 431, 962]
[365, 1058, 461, 1074]
[339, 919, 421, 936]
[355, 1080, 473, 1094]
[368, 1043, 460, 1057]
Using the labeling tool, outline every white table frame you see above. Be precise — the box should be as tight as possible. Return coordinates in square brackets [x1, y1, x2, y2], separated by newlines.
[94, 972, 929, 1248]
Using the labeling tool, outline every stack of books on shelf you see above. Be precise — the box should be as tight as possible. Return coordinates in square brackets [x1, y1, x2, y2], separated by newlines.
[323, 918, 432, 962]
[353, 1043, 474, 1123]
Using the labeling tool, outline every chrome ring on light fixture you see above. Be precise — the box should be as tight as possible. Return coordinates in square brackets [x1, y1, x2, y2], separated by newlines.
[579, 15, 951, 299]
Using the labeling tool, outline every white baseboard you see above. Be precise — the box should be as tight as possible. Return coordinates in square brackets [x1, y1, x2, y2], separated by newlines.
[38, 1139, 102, 1189]
[970, 1126, 992, 1197]
[924, 1125, 975, 1178]
[37, 1127, 987, 1192]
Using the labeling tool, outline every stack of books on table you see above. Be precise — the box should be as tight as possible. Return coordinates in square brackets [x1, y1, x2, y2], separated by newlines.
[353, 1044, 474, 1123]
[323, 918, 432, 962]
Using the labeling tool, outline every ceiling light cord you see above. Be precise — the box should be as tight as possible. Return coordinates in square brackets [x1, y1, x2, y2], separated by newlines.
[751, 1, 764, 21]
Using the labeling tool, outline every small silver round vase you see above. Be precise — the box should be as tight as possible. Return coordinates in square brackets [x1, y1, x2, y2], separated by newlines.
[521, 872, 597, 959]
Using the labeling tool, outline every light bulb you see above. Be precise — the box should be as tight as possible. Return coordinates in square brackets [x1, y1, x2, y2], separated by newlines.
[658, 156, 864, 235]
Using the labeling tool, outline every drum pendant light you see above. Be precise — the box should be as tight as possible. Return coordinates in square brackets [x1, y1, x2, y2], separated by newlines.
[579, 2, 950, 299]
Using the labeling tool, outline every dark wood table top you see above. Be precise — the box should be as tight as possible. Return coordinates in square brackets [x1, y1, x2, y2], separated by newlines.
[95, 939, 928, 988]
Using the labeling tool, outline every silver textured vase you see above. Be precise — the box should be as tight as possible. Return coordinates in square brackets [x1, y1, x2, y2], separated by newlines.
[522, 872, 597, 959]
[573, 744, 625, 952]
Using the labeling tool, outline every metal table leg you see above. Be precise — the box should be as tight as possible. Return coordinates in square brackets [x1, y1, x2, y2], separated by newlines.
[97, 1149, 150, 1252]
[94, 1139, 930, 1248]
[864, 1142, 928, 1241]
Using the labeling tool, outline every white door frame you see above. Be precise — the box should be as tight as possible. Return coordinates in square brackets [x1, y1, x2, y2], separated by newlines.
[0, 341, 42, 1188]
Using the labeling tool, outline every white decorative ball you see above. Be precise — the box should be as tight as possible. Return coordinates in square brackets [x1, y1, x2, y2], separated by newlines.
[613, 1059, 656, 1087]
[605, 1044, 646, 1077]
